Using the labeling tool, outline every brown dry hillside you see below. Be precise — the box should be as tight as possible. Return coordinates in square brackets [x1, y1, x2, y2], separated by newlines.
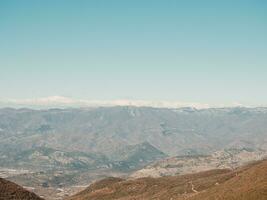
[0, 178, 44, 200]
[67, 160, 267, 200]
[189, 160, 267, 200]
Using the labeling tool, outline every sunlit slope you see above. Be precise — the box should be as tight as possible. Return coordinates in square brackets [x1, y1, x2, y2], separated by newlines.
[68, 160, 267, 200]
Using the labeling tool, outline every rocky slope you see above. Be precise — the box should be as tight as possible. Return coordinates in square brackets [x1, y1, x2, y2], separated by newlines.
[67, 159, 267, 200]
[0, 177, 44, 200]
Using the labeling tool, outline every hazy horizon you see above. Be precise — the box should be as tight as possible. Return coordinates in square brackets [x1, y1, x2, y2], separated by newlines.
[1, 95, 267, 109]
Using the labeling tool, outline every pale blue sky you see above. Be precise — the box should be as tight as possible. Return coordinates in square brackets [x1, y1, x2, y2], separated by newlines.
[0, 0, 267, 105]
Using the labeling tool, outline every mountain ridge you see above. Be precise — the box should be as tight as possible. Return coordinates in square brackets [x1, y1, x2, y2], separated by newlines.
[1, 106, 267, 199]
[67, 159, 267, 200]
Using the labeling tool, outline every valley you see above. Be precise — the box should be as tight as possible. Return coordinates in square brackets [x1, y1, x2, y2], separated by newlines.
[0, 106, 267, 199]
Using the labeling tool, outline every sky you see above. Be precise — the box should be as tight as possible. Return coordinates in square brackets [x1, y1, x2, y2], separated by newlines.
[0, 0, 267, 107]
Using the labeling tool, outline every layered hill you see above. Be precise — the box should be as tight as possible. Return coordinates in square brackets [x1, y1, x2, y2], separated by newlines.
[0, 177, 43, 200]
[1, 107, 267, 159]
[1, 107, 267, 199]
[1, 107, 267, 173]
[68, 160, 267, 200]
[131, 147, 267, 178]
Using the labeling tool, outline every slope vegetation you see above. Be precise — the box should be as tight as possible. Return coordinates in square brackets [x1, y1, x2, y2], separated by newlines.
[0, 177, 43, 200]
[190, 160, 267, 200]
[68, 160, 267, 200]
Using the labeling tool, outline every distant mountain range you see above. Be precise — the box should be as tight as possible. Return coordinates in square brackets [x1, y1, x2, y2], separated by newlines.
[1, 106, 267, 158]
[0, 106, 267, 199]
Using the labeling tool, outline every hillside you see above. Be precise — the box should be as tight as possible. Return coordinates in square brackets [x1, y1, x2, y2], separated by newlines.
[190, 160, 267, 200]
[1, 107, 267, 199]
[1, 107, 267, 159]
[67, 160, 267, 200]
[131, 147, 267, 178]
[0, 177, 43, 200]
